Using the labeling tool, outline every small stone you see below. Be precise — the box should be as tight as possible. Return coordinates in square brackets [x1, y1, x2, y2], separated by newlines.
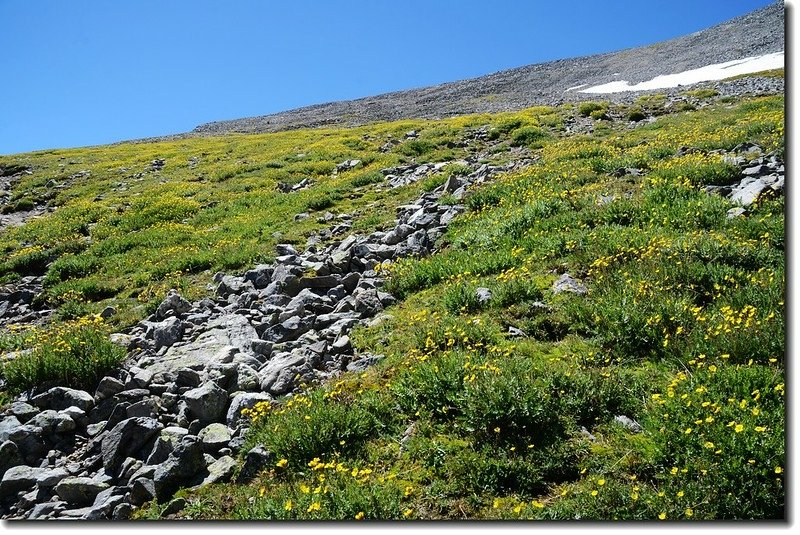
[614, 415, 644, 433]
[475, 287, 493, 304]
[552, 273, 588, 295]
[726, 207, 747, 219]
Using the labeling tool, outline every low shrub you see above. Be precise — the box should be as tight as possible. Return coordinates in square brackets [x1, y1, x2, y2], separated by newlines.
[0, 317, 125, 394]
[396, 139, 435, 158]
[349, 170, 384, 188]
[578, 102, 607, 117]
[627, 108, 647, 122]
[511, 127, 550, 147]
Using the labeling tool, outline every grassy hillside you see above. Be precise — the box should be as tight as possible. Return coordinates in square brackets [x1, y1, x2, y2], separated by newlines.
[0, 85, 785, 520]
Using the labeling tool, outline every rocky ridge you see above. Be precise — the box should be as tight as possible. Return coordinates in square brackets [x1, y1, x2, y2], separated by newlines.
[187, 3, 783, 137]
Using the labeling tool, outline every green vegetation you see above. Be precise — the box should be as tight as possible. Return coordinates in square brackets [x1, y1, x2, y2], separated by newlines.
[0, 84, 785, 520]
[1, 317, 125, 394]
[0, 112, 558, 329]
[578, 101, 608, 118]
[684, 88, 720, 99]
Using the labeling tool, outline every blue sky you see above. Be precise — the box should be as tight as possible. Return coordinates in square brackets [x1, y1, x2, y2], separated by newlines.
[0, 0, 778, 155]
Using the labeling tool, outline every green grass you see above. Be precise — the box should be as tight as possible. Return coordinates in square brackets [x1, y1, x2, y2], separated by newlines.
[0, 91, 785, 520]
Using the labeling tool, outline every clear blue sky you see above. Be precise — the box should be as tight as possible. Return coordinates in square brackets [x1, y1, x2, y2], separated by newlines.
[0, 0, 778, 155]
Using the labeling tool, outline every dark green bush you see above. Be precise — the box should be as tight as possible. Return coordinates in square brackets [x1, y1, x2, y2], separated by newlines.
[578, 102, 607, 117]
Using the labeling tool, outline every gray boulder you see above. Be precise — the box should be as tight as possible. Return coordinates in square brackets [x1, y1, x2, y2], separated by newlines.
[153, 437, 206, 501]
[130, 477, 157, 506]
[0, 415, 22, 441]
[183, 381, 228, 425]
[730, 177, 769, 207]
[216, 275, 254, 298]
[0, 465, 67, 497]
[226, 392, 273, 428]
[155, 289, 192, 320]
[200, 456, 237, 486]
[198, 423, 232, 453]
[263, 315, 313, 343]
[101, 417, 163, 473]
[9, 401, 38, 423]
[353, 288, 383, 317]
[0, 440, 23, 479]
[144, 316, 183, 350]
[28, 410, 75, 434]
[95, 376, 125, 400]
[147, 314, 258, 376]
[31, 387, 94, 411]
[259, 351, 306, 395]
[5, 424, 47, 463]
[54, 477, 110, 506]
[243, 264, 274, 289]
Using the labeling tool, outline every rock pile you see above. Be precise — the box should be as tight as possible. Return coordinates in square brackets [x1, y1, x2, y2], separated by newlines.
[0, 156, 519, 520]
[0, 276, 51, 328]
[704, 143, 784, 210]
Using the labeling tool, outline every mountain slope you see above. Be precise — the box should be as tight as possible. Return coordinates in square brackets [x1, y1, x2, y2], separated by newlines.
[192, 2, 783, 135]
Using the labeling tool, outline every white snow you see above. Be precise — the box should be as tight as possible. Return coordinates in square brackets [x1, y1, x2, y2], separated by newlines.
[576, 52, 783, 94]
[564, 83, 589, 92]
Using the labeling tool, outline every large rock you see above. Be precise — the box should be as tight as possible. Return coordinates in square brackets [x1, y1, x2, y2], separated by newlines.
[9, 401, 39, 423]
[153, 437, 206, 501]
[130, 477, 156, 506]
[259, 351, 306, 395]
[200, 456, 237, 486]
[183, 381, 228, 425]
[31, 387, 94, 411]
[28, 409, 75, 434]
[226, 392, 273, 428]
[216, 275, 254, 298]
[0, 415, 22, 441]
[0, 465, 67, 497]
[4, 424, 47, 463]
[353, 288, 384, 317]
[730, 177, 769, 207]
[243, 264, 274, 289]
[0, 440, 23, 479]
[101, 417, 163, 473]
[198, 423, 232, 453]
[143, 316, 183, 350]
[94, 376, 125, 400]
[263, 315, 313, 343]
[54, 477, 110, 506]
[155, 289, 192, 320]
[146, 314, 258, 376]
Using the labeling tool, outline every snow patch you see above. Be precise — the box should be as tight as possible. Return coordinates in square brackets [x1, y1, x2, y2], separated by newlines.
[564, 83, 589, 92]
[578, 52, 783, 94]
